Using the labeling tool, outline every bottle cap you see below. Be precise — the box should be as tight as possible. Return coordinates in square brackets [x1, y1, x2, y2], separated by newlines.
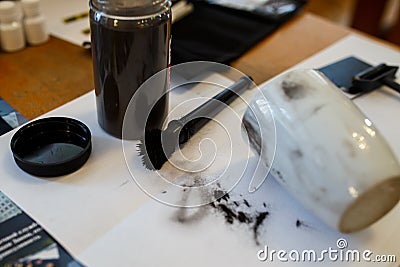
[10, 117, 92, 177]
[21, 0, 41, 17]
[0, 1, 22, 23]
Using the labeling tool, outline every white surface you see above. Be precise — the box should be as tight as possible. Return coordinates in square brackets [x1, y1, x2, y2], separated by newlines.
[0, 34, 399, 266]
[40, 0, 89, 46]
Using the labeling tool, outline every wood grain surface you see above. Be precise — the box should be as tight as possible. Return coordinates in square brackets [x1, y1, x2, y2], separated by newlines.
[0, 13, 382, 120]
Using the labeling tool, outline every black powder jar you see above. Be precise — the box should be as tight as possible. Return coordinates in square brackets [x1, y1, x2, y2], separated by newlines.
[89, 0, 171, 139]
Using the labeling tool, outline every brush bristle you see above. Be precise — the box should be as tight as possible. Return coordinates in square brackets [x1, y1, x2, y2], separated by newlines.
[137, 129, 177, 170]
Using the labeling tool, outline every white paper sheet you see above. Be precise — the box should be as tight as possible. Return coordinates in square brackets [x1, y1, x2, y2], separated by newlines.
[39, 0, 195, 47]
[0, 34, 399, 266]
[78, 35, 400, 266]
[40, 0, 90, 46]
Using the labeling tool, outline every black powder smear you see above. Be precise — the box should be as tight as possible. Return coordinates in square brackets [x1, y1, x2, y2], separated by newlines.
[295, 219, 312, 229]
[221, 193, 230, 202]
[175, 207, 207, 224]
[281, 80, 308, 100]
[312, 104, 324, 115]
[217, 204, 237, 224]
[173, 183, 208, 224]
[209, 190, 269, 246]
[253, 212, 269, 246]
[276, 171, 285, 183]
[237, 211, 252, 224]
[272, 168, 286, 184]
[291, 149, 303, 158]
[173, 183, 271, 246]
[242, 110, 262, 156]
[214, 190, 230, 202]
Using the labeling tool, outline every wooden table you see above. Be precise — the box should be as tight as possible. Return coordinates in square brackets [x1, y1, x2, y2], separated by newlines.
[0, 12, 395, 121]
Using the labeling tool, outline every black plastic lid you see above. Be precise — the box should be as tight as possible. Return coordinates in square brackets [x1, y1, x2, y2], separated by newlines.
[10, 117, 92, 177]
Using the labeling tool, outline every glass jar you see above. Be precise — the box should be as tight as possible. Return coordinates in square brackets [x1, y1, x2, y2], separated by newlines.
[89, 0, 171, 138]
[0, 1, 26, 52]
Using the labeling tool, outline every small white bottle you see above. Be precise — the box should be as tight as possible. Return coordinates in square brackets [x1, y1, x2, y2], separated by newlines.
[0, 1, 26, 52]
[21, 0, 48, 45]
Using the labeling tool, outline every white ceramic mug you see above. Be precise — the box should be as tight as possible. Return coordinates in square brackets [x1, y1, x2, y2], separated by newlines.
[242, 69, 400, 233]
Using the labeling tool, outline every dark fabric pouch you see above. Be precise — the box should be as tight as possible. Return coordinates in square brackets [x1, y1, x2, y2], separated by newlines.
[171, 0, 307, 65]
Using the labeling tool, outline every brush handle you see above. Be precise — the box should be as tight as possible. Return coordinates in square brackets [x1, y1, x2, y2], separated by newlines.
[382, 77, 400, 93]
[177, 75, 253, 142]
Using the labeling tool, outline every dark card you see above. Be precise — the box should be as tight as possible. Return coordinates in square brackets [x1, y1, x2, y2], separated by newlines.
[318, 56, 371, 92]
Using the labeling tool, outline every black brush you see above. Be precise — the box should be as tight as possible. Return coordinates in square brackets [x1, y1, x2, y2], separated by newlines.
[350, 63, 400, 99]
[138, 76, 253, 170]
